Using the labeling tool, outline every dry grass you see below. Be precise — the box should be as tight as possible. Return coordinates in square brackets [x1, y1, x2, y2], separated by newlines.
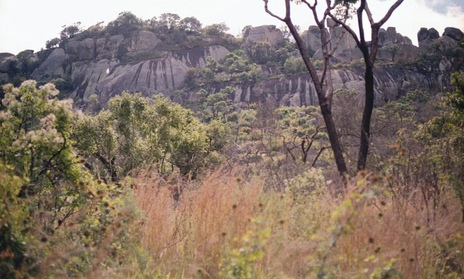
[124, 167, 464, 279]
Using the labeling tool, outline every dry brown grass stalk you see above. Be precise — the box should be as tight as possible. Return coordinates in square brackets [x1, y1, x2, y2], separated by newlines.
[129, 167, 464, 278]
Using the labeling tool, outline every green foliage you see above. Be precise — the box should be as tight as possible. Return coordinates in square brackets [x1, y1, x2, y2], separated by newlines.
[8, 50, 40, 82]
[45, 37, 61, 49]
[106, 11, 144, 36]
[220, 220, 271, 279]
[405, 41, 464, 89]
[247, 41, 272, 64]
[0, 163, 31, 278]
[179, 16, 202, 33]
[60, 22, 82, 40]
[193, 51, 262, 86]
[283, 56, 307, 75]
[76, 92, 227, 179]
[278, 106, 321, 137]
[50, 76, 73, 94]
[0, 81, 141, 278]
[0, 81, 85, 277]
[0, 81, 83, 208]
[411, 73, 464, 222]
[203, 23, 229, 37]
[245, 41, 294, 68]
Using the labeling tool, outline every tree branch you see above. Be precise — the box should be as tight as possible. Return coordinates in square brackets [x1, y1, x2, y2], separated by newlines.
[263, 0, 286, 22]
[377, 0, 404, 27]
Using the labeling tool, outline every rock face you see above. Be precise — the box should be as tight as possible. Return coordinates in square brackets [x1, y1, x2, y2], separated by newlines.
[244, 25, 285, 48]
[64, 30, 162, 61]
[1, 25, 462, 110]
[32, 48, 67, 81]
[0, 53, 15, 82]
[303, 23, 416, 63]
[418, 27, 440, 47]
[208, 66, 424, 107]
[70, 45, 230, 103]
[96, 35, 124, 59]
[443, 27, 464, 41]
[417, 26, 463, 58]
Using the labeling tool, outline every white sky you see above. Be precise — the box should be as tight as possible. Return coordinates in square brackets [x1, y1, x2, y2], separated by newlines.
[0, 0, 463, 55]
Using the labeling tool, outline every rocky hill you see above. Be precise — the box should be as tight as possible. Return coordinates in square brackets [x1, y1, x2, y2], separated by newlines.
[1, 14, 463, 110]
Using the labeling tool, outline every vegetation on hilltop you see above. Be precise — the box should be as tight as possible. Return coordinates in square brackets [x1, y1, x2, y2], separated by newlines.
[52, 11, 240, 52]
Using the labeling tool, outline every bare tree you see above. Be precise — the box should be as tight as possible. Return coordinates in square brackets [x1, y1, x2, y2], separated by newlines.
[328, 0, 404, 171]
[263, 0, 353, 186]
[263, 0, 404, 179]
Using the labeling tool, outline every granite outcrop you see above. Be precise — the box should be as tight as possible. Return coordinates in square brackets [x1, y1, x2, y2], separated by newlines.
[0, 24, 462, 109]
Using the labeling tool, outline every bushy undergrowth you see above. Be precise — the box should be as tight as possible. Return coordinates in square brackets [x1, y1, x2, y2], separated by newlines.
[102, 166, 464, 279]
[2, 77, 464, 278]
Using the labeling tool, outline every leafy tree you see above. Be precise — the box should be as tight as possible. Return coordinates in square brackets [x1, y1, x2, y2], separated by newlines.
[76, 92, 227, 179]
[406, 40, 464, 90]
[0, 81, 82, 206]
[159, 13, 181, 30]
[0, 81, 140, 277]
[247, 41, 272, 64]
[106, 11, 144, 36]
[179, 16, 202, 33]
[192, 51, 262, 86]
[204, 86, 234, 121]
[14, 50, 39, 80]
[241, 25, 253, 38]
[419, 73, 464, 222]
[283, 56, 306, 75]
[45, 37, 61, 49]
[0, 163, 30, 278]
[60, 22, 82, 40]
[384, 43, 399, 62]
[203, 23, 229, 37]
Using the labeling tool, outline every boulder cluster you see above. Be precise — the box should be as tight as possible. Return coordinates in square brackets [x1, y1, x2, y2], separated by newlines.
[0, 23, 462, 109]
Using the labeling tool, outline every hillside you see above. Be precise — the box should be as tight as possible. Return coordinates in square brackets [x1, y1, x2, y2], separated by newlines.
[1, 11, 464, 279]
[1, 12, 462, 110]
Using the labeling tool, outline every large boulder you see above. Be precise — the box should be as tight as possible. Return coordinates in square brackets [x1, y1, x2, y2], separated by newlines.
[379, 27, 413, 46]
[65, 38, 95, 60]
[32, 48, 67, 81]
[443, 27, 464, 41]
[173, 45, 230, 68]
[418, 27, 440, 47]
[244, 25, 285, 48]
[0, 53, 15, 72]
[96, 35, 124, 59]
[308, 25, 360, 62]
[132, 30, 161, 51]
[0, 53, 15, 82]
[329, 26, 359, 61]
[70, 45, 230, 104]
[418, 26, 463, 53]
[303, 26, 322, 53]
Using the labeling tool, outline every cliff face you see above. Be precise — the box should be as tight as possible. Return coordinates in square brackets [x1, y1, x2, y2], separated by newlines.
[0, 25, 462, 109]
[69, 44, 229, 104]
[212, 66, 424, 107]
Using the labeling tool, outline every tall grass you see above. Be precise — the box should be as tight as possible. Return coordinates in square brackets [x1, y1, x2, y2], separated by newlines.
[121, 167, 464, 278]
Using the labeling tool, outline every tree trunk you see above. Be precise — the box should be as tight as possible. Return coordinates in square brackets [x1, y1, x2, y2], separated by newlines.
[286, 18, 348, 179]
[357, 64, 374, 170]
[320, 102, 348, 176]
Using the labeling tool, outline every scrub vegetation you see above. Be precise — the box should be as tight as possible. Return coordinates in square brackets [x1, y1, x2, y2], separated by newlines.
[1, 4, 464, 278]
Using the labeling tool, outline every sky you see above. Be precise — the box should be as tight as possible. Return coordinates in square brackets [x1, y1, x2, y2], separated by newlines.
[0, 0, 463, 55]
